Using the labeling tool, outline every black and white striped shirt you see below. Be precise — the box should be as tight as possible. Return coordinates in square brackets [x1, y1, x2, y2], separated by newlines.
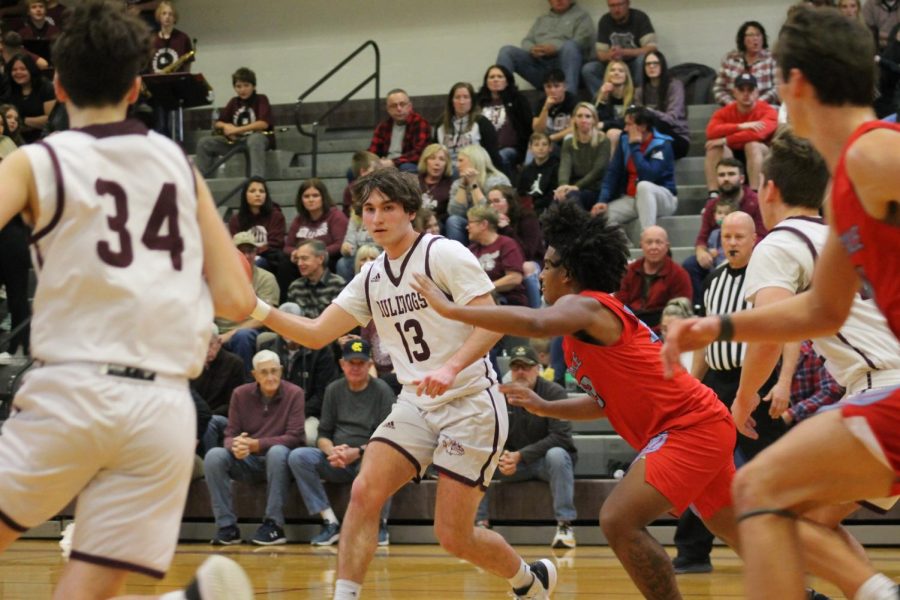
[702, 263, 750, 371]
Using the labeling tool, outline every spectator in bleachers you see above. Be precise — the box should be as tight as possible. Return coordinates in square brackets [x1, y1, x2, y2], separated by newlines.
[217, 232, 280, 373]
[597, 105, 677, 244]
[615, 225, 692, 331]
[205, 349, 305, 546]
[0, 104, 25, 146]
[260, 301, 341, 447]
[416, 208, 441, 236]
[594, 60, 633, 152]
[475, 344, 577, 549]
[495, 0, 593, 95]
[635, 50, 690, 160]
[192, 324, 247, 420]
[712, 21, 779, 106]
[434, 81, 502, 168]
[701, 198, 737, 268]
[286, 239, 347, 319]
[445, 144, 510, 244]
[864, 0, 900, 48]
[517, 132, 559, 215]
[531, 68, 578, 151]
[149, 0, 192, 74]
[336, 201, 377, 282]
[288, 339, 395, 547]
[839, 0, 864, 22]
[285, 178, 349, 270]
[467, 205, 528, 308]
[783, 340, 845, 426]
[684, 157, 766, 304]
[0, 31, 48, 72]
[7, 52, 55, 143]
[417, 143, 454, 226]
[0, 111, 17, 158]
[342, 150, 379, 217]
[18, 1, 59, 42]
[553, 102, 612, 210]
[228, 176, 287, 276]
[477, 64, 533, 176]
[582, 0, 657, 96]
[196, 66, 273, 179]
[367, 88, 429, 173]
[488, 184, 544, 308]
[704, 73, 777, 196]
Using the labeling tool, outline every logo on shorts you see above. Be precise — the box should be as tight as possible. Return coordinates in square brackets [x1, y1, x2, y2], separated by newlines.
[383, 420, 395, 429]
[440, 436, 465, 456]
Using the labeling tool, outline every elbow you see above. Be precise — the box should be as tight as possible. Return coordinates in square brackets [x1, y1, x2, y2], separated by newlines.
[215, 288, 256, 323]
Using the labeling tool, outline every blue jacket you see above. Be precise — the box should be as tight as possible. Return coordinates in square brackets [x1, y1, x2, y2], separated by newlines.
[598, 129, 677, 204]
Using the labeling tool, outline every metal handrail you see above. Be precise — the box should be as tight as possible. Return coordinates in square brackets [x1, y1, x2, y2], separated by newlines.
[295, 40, 380, 177]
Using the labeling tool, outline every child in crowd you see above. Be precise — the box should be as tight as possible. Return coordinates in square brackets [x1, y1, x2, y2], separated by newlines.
[516, 132, 559, 215]
[705, 198, 736, 267]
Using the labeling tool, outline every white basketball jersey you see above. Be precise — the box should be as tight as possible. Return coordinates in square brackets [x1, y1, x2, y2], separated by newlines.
[335, 233, 497, 410]
[744, 216, 900, 388]
[23, 121, 213, 378]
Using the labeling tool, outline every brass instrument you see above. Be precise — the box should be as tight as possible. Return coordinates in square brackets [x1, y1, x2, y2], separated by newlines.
[141, 48, 196, 98]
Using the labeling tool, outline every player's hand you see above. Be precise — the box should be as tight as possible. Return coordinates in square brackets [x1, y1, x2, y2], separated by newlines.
[732, 391, 760, 439]
[411, 273, 454, 317]
[762, 381, 791, 419]
[500, 383, 549, 416]
[413, 365, 457, 398]
[660, 317, 721, 378]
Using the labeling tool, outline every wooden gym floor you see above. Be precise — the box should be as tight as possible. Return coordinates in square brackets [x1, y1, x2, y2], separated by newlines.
[4, 540, 900, 598]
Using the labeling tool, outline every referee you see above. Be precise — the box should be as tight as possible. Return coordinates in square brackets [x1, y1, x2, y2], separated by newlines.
[673, 211, 787, 574]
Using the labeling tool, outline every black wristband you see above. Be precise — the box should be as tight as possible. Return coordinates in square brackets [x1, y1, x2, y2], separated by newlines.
[715, 314, 735, 342]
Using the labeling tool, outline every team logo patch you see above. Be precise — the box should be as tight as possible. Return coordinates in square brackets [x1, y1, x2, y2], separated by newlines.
[439, 435, 465, 456]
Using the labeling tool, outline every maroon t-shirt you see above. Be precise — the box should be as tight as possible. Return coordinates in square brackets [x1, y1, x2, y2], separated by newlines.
[469, 234, 527, 306]
[150, 29, 194, 73]
[221, 92, 274, 148]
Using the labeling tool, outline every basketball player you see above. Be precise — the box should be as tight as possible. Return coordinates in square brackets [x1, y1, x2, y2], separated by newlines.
[0, 2, 256, 599]
[410, 202, 741, 600]
[662, 7, 900, 600]
[252, 168, 556, 600]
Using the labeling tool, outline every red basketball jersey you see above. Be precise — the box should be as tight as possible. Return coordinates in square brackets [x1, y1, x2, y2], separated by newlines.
[832, 121, 900, 340]
[563, 291, 730, 450]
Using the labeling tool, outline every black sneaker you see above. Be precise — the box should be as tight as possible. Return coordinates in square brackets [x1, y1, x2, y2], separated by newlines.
[672, 555, 712, 574]
[251, 519, 287, 546]
[210, 524, 242, 546]
[513, 558, 557, 599]
[310, 520, 340, 546]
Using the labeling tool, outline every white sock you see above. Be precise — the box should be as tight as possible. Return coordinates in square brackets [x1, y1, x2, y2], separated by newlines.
[334, 579, 362, 599]
[507, 558, 533, 590]
[159, 592, 186, 600]
[855, 573, 899, 600]
[322, 508, 339, 525]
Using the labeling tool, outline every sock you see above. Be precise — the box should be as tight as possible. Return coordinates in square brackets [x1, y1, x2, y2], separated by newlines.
[508, 558, 533, 591]
[334, 579, 362, 599]
[322, 508, 339, 525]
[159, 592, 187, 600]
[855, 574, 899, 600]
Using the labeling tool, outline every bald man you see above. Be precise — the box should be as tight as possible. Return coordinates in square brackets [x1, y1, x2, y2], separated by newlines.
[673, 210, 787, 574]
[614, 225, 692, 331]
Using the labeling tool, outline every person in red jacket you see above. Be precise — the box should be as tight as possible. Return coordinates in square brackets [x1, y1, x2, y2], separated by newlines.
[615, 225, 692, 331]
[703, 73, 777, 195]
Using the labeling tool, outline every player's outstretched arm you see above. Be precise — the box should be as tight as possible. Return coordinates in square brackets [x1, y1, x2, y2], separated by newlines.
[0, 150, 38, 231]
[196, 171, 256, 322]
[500, 383, 605, 421]
[259, 302, 360, 351]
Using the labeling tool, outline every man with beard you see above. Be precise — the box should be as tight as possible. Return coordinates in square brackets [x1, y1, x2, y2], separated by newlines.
[683, 158, 766, 305]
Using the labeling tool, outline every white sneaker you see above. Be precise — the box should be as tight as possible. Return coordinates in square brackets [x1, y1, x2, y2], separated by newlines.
[551, 523, 576, 549]
[59, 522, 75, 560]
[191, 555, 253, 600]
[514, 558, 557, 599]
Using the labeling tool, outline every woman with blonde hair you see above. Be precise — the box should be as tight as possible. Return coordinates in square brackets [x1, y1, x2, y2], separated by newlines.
[594, 60, 633, 149]
[416, 143, 454, 224]
[444, 144, 510, 244]
[554, 102, 611, 209]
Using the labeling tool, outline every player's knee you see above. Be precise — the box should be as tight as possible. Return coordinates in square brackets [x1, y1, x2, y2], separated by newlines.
[599, 503, 632, 544]
[433, 520, 469, 557]
[732, 460, 781, 512]
[347, 472, 385, 516]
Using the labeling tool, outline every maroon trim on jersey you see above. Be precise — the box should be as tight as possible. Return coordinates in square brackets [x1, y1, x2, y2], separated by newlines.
[0, 508, 28, 532]
[768, 226, 819, 261]
[423, 235, 444, 280]
[384, 231, 426, 287]
[30, 142, 65, 245]
[69, 549, 166, 579]
[476, 384, 503, 489]
[363, 261, 374, 316]
[783, 215, 824, 224]
[836, 331, 879, 370]
[433, 466, 487, 491]
[76, 119, 149, 139]
[369, 437, 422, 483]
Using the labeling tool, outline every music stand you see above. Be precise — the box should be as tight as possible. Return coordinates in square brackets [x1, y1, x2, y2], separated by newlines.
[142, 72, 213, 142]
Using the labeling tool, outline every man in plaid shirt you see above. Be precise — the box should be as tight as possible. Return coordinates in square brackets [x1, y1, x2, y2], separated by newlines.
[368, 88, 430, 173]
[784, 340, 845, 425]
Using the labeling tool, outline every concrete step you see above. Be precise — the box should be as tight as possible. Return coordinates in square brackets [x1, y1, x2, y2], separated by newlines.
[687, 103, 717, 130]
[674, 156, 705, 187]
[571, 434, 637, 477]
[658, 214, 702, 247]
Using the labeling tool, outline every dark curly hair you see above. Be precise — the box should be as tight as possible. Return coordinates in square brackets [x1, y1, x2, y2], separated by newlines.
[540, 202, 629, 294]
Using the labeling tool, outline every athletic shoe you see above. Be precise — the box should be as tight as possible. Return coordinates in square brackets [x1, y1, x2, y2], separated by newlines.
[184, 555, 253, 600]
[806, 588, 831, 600]
[311, 521, 340, 546]
[59, 522, 75, 560]
[210, 524, 243, 546]
[513, 558, 557, 599]
[551, 523, 576, 549]
[251, 519, 287, 546]
[475, 519, 491, 529]
[672, 556, 712, 574]
[377, 520, 390, 546]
